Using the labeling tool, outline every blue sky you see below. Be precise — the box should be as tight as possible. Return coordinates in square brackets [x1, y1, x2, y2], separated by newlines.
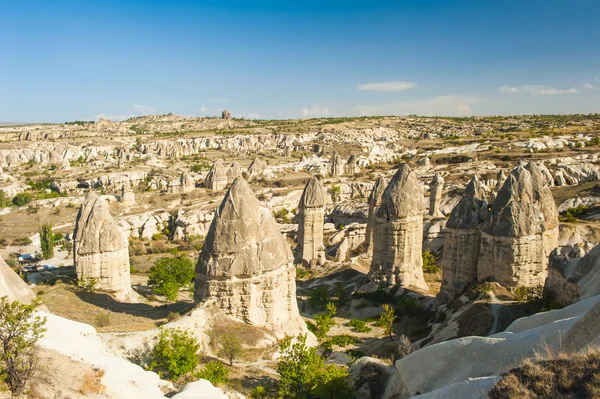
[1, 0, 599, 122]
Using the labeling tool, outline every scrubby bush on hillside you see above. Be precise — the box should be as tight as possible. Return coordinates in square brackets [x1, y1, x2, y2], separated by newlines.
[277, 334, 354, 399]
[148, 328, 200, 380]
[12, 192, 32, 207]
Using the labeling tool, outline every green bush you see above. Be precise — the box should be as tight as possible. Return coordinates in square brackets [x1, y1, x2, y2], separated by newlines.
[277, 334, 354, 399]
[296, 267, 311, 279]
[396, 295, 424, 316]
[0, 297, 47, 395]
[422, 250, 439, 273]
[195, 361, 229, 386]
[148, 256, 195, 301]
[308, 286, 330, 310]
[514, 285, 544, 303]
[149, 328, 200, 380]
[560, 205, 590, 223]
[348, 319, 372, 333]
[12, 192, 33, 207]
[39, 224, 54, 260]
[0, 191, 8, 208]
[323, 335, 355, 350]
[313, 303, 337, 342]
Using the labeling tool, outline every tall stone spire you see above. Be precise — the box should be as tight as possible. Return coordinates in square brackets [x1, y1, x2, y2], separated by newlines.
[428, 173, 445, 217]
[297, 176, 326, 268]
[366, 176, 388, 260]
[194, 177, 307, 336]
[329, 152, 345, 177]
[73, 191, 137, 302]
[120, 182, 135, 207]
[438, 175, 488, 303]
[369, 164, 428, 291]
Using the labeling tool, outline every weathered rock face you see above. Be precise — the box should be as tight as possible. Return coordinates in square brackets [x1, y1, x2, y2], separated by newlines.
[194, 177, 306, 336]
[369, 164, 428, 291]
[366, 176, 388, 260]
[221, 110, 232, 120]
[297, 177, 326, 267]
[73, 191, 136, 302]
[438, 175, 488, 303]
[494, 169, 506, 192]
[478, 164, 558, 288]
[205, 160, 228, 191]
[59, 158, 71, 171]
[329, 152, 345, 176]
[428, 173, 445, 217]
[120, 182, 135, 207]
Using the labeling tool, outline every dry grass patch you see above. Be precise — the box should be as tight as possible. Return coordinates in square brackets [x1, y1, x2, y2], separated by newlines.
[489, 347, 600, 399]
[80, 369, 106, 395]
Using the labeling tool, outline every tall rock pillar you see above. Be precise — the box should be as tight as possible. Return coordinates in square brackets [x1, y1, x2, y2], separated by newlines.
[297, 177, 326, 268]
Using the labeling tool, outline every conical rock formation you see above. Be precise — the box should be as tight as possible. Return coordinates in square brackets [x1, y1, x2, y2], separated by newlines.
[73, 191, 137, 302]
[365, 176, 388, 260]
[194, 177, 307, 337]
[369, 164, 428, 290]
[205, 160, 228, 190]
[297, 176, 326, 267]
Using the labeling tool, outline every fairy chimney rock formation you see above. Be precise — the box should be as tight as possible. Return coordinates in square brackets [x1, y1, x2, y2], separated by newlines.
[366, 176, 388, 259]
[194, 177, 307, 336]
[59, 158, 71, 171]
[247, 157, 267, 180]
[428, 173, 445, 217]
[438, 175, 489, 303]
[346, 154, 359, 175]
[478, 164, 558, 287]
[369, 164, 429, 291]
[205, 160, 228, 190]
[329, 152, 345, 176]
[297, 176, 326, 268]
[221, 110, 232, 120]
[120, 182, 135, 207]
[226, 162, 241, 182]
[73, 191, 137, 302]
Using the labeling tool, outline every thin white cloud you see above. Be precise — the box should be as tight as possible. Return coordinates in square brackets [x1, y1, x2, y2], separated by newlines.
[211, 97, 232, 103]
[301, 105, 331, 117]
[238, 111, 261, 119]
[95, 104, 157, 121]
[499, 85, 579, 95]
[356, 95, 483, 117]
[357, 81, 417, 92]
[132, 104, 156, 114]
[200, 106, 208, 114]
[583, 83, 598, 90]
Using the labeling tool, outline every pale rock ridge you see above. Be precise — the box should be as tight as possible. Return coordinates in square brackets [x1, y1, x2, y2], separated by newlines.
[194, 177, 307, 336]
[428, 173, 445, 217]
[205, 160, 228, 190]
[366, 176, 388, 260]
[494, 169, 506, 192]
[369, 164, 428, 290]
[438, 175, 489, 303]
[297, 176, 326, 267]
[167, 171, 195, 194]
[73, 191, 137, 302]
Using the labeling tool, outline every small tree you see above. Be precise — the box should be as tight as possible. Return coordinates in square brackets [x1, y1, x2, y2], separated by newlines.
[0, 297, 47, 395]
[378, 303, 397, 341]
[39, 223, 54, 260]
[277, 334, 353, 399]
[148, 328, 200, 380]
[148, 255, 195, 301]
[313, 302, 337, 342]
[218, 333, 242, 366]
[195, 361, 229, 385]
